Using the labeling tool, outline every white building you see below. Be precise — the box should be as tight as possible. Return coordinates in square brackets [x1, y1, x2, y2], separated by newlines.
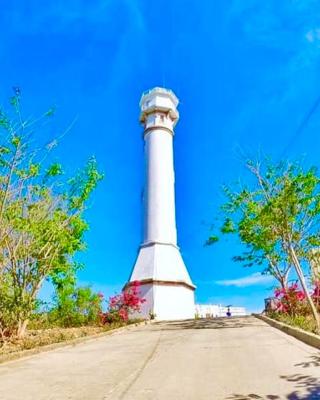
[195, 304, 247, 318]
[126, 87, 196, 320]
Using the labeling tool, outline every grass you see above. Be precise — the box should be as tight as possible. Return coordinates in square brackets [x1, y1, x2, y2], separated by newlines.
[267, 312, 318, 335]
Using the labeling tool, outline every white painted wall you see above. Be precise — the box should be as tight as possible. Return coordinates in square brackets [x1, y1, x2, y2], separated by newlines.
[144, 130, 177, 245]
[153, 285, 195, 320]
[195, 304, 247, 318]
[134, 283, 154, 319]
[130, 243, 193, 285]
[131, 283, 195, 320]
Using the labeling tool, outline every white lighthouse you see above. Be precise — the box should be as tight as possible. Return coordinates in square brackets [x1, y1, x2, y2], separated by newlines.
[126, 87, 196, 320]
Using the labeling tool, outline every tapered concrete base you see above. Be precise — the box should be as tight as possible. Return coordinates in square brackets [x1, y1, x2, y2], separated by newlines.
[131, 282, 195, 320]
[127, 243, 196, 320]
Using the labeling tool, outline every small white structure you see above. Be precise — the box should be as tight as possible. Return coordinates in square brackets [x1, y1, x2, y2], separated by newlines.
[126, 87, 196, 320]
[195, 304, 247, 318]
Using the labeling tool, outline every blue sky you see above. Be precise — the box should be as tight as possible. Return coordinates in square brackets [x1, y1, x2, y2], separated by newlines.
[1, 0, 320, 312]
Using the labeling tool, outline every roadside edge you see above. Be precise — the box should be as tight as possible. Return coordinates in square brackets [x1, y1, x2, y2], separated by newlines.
[0, 321, 150, 365]
[253, 313, 320, 350]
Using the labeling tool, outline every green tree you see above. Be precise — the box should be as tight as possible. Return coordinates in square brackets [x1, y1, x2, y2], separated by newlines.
[0, 90, 103, 338]
[50, 268, 103, 327]
[211, 159, 320, 333]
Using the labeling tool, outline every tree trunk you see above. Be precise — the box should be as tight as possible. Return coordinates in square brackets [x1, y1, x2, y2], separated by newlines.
[279, 276, 287, 291]
[289, 246, 320, 334]
[267, 258, 289, 290]
[278, 268, 290, 291]
[17, 319, 29, 339]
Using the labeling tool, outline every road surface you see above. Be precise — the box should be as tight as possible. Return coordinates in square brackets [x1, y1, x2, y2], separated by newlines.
[0, 316, 319, 399]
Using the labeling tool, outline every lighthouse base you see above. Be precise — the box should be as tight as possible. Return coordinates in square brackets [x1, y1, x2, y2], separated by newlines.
[127, 242, 196, 320]
[131, 281, 195, 320]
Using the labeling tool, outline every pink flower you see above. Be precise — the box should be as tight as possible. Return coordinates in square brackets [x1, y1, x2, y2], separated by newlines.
[102, 281, 146, 324]
[296, 291, 305, 301]
[274, 288, 284, 298]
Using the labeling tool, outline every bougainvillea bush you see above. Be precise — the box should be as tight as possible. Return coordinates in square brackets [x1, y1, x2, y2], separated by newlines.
[274, 283, 309, 317]
[101, 281, 146, 324]
[268, 281, 320, 334]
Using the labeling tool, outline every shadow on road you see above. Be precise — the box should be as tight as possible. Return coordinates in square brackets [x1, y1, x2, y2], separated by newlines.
[152, 317, 264, 331]
[294, 355, 320, 368]
[226, 394, 280, 399]
[226, 373, 320, 400]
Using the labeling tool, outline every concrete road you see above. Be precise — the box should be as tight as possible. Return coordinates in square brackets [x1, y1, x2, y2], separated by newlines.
[0, 316, 319, 400]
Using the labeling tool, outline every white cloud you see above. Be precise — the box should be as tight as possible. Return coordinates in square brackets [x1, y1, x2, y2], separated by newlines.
[214, 272, 274, 288]
[305, 28, 320, 43]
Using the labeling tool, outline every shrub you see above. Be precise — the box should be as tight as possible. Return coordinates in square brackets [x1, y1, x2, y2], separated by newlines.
[101, 281, 146, 323]
[274, 283, 309, 316]
[49, 284, 103, 327]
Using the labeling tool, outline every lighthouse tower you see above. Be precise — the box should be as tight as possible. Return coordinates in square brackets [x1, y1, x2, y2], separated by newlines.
[126, 87, 196, 320]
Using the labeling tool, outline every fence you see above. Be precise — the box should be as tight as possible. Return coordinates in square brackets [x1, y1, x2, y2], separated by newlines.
[195, 304, 246, 318]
